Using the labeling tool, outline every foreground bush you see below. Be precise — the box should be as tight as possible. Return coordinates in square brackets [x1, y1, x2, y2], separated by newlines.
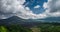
[0, 26, 8, 32]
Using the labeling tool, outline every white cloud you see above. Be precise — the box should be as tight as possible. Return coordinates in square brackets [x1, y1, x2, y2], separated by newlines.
[43, 2, 48, 9]
[0, 0, 26, 19]
[0, 0, 60, 19]
[43, 0, 60, 17]
[0, 0, 47, 19]
[34, 5, 40, 8]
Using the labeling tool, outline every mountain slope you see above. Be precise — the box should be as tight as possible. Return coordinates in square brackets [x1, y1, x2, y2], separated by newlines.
[0, 16, 41, 27]
[0, 16, 26, 25]
[0, 16, 60, 27]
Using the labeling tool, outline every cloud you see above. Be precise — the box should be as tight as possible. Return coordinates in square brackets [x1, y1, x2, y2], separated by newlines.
[34, 5, 40, 8]
[47, 0, 60, 13]
[43, 2, 48, 9]
[0, 0, 47, 19]
[16, 7, 47, 19]
[43, 0, 60, 18]
[0, 0, 60, 19]
[0, 0, 26, 19]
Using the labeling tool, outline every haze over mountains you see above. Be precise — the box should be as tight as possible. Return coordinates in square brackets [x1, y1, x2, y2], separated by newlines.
[0, 16, 60, 27]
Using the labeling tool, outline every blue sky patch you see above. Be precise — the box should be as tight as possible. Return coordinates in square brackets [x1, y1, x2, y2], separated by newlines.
[24, 0, 48, 14]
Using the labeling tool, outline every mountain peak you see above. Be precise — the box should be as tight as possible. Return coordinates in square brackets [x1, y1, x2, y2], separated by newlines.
[8, 16, 21, 19]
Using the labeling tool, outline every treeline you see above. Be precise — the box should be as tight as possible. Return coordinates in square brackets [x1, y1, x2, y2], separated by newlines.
[0, 24, 60, 32]
[37, 24, 60, 32]
[0, 24, 32, 32]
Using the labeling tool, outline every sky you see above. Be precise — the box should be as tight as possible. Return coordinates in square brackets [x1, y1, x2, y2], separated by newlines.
[24, 0, 47, 14]
[0, 0, 60, 19]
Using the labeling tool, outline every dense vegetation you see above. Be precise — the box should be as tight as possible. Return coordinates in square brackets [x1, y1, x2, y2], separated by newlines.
[0, 24, 60, 32]
[0, 25, 32, 32]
